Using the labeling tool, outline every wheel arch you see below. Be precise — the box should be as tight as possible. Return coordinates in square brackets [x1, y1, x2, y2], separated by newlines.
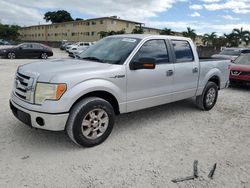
[70, 90, 120, 115]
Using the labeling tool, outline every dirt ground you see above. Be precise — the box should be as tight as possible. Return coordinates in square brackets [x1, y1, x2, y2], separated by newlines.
[0, 48, 249, 188]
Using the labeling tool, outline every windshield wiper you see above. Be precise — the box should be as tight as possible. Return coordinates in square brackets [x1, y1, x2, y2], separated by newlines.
[81, 56, 104, 63]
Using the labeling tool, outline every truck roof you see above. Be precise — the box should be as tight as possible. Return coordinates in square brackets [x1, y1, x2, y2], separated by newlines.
[108, 34, 192, 41]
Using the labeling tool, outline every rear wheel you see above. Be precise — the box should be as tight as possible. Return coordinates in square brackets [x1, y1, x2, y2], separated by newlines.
[40, 52, 48, 59]
[196, 81, 218, 111]
[7, 52, 16, 59]
[66, 97, 115, 147]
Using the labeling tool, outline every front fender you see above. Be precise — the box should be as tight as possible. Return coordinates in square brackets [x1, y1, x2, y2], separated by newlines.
[40, 78, 126, 113]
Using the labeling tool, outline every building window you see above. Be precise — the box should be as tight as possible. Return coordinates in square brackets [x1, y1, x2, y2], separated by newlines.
[92, 21, 96, 25]
[86, 32, 90, 36]
[38, 34, 40, 36]
[100, 20, 103, 24]
[86, 22, 90, 26]
[126, 23, 130, 28]
[91, 32, 95, 36]
[48, 33, 50, 36]
[111, 20, 117, 25]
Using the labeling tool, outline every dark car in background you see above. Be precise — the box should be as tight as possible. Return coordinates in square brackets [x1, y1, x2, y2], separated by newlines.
[230, 54, 250, 86]
[0, 43, 53, 59]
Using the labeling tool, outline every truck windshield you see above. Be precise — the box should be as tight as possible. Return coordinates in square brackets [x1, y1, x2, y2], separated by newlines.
[234, 55, 250, 65]
[78, 37, 141, 64]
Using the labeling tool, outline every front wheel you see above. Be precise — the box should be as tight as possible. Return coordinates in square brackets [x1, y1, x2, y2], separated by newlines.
[66, 97, 115, 147]
[7, 52, 16, 59]
[196, 81, 218, 111]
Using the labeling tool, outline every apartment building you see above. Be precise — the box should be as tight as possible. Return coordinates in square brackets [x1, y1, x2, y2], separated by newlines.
[19, 16, 146, 42]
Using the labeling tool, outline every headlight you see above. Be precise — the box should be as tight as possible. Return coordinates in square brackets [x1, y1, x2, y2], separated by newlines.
[35, 83, 67, 104]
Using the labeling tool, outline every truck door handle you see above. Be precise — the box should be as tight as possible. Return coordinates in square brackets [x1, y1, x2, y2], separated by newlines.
[192, 67, 199, 73]
[166, 70, 174, 76]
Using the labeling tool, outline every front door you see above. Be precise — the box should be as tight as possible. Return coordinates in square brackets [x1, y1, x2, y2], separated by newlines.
[126, 39, 174, 112]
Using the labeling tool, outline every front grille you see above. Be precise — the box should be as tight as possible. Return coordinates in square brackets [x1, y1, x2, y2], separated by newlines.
[240, 71, 250, 76]
[231, 70, 250, 76]
[14, 72, 34, 102]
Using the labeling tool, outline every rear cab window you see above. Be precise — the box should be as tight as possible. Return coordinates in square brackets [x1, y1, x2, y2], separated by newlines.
[171, 40, 194, 63]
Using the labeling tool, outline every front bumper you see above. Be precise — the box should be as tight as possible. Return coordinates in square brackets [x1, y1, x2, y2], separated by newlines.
[10, 100, 69, 131]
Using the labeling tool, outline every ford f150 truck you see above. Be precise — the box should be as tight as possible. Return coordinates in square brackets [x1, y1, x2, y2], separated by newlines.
[10, 35, 230, 147]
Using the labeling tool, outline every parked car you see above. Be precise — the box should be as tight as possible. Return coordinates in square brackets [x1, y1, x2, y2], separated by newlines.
[68, 45, 90, 54]
[0, 43, 53, 59]
[0, 39, 10, 45]
[230, 54, 250, 85]
[68, 49, 85, 58]
[60, 42, 73, 50]
[212, 47, 250, 60]
[10, 35, 230, 147]
[66, 42, 92, 52]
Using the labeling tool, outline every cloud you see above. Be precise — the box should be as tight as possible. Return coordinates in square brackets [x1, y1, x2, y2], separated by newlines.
[147, 20, 250, 35]
[201, 0, 221, 2]
[222, 15, 240, 20]
[0, 0, 184, 25]
[190, 12, 201, 17]
[0, 0, 43, 25]
[204, 0, 250, 14]
[190, 4, 203, 10]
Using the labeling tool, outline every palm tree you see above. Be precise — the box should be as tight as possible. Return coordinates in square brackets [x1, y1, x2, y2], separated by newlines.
[160, 28, 174, 35]
[202, 32, 217, 46]
[182, 27, 197, 41]
[224, 33, 238, 47]
[232, 27, 250, 46]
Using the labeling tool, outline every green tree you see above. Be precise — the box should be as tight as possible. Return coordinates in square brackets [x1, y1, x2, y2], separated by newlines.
[202, 32, 217, 46]
[98, 29, 126, 38]
[232, 27, 250, 46]
[160, 28, 174, 35]
[75, 18, 83, 21]
[224, 33, 238, 47]
[43, 10, 74, 23]
[182, 27, 197, 41]
[131, 27, 144, 34]
[0, 24, 20, 41]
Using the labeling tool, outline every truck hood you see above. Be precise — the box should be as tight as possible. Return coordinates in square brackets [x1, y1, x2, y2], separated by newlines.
[212, 54, 237, 60]
[230, 63, 250, 72]
[18, 59, 113, 82]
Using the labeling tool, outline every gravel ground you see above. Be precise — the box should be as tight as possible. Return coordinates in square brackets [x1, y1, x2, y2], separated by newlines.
[0, 48, 249, 188]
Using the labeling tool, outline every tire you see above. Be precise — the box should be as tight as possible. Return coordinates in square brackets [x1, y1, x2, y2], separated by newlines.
[40, 52, 48, 59]
[66, 97, 115, 147]
[196, 81, 218, 111]
[7, 52, 16, 59]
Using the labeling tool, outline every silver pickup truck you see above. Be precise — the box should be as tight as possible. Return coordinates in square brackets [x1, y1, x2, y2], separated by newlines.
[10, 35, 230, 147]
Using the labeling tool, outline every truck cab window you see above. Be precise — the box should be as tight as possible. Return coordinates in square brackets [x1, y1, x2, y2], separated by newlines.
[132, 40, 169, 64]
[172, 40, 194, 63]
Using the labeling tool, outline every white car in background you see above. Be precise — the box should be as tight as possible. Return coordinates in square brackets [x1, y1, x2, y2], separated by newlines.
[66, 42, 92, 52]
[68, 49, 85, 58]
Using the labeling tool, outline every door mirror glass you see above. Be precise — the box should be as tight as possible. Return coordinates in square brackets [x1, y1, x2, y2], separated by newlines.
[130, 57, 156, 70]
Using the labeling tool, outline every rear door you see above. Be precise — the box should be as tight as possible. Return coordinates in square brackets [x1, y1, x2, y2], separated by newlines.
[170, 40, 199, 101]
[126, 39, 174, 112]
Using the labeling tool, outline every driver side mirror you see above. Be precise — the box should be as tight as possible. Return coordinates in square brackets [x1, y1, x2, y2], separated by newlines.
[130, 57, 156, 70]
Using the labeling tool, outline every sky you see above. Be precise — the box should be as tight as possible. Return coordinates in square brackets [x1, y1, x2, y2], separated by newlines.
[0, 0, 250, 35]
